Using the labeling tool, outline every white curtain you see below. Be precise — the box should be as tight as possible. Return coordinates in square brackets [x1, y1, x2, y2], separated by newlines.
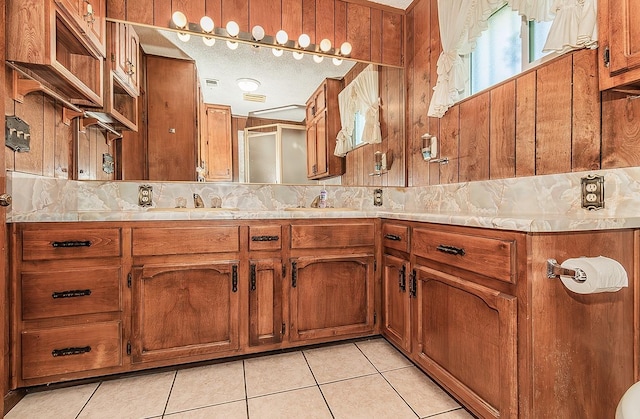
[427, 0, 598, 118]
[543, 0, 598, 53]
[427, 0, 503, 118]
[334, 65, 381, 157]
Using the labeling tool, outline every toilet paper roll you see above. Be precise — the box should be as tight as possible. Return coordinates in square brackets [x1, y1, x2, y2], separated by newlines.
[560, 256, 628, 294]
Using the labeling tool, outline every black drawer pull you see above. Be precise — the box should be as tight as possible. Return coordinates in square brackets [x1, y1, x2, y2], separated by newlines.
[384, 234, 401, 241]
[251, 235, 280, 242]
[436, 244, 466, 256]
[399, 265, 406, 292]
[52, 346, 91, 357]
[51, 240, 92, 248]
[52, 289, 92, 299]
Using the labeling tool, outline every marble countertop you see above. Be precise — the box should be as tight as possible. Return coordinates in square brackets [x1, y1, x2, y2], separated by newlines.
[9, 208, 640, 233]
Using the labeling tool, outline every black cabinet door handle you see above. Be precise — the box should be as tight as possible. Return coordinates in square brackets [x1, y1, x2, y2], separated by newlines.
[51, 240, 92, 248]
[250, 264, 256, 291]
[52, 346, 91, 357]
[384, 234, 401, 241]
[251, 235, 280, 242]
[436, 244, 466, 256]
[52, 289, 92, 299]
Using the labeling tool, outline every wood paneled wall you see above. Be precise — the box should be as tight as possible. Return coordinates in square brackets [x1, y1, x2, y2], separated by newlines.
[341, 63, 405, 186]
[105, 0, 404, 67]
[405, 0, 640, 187]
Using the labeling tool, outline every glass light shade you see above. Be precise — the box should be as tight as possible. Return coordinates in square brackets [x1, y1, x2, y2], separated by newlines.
[319, 38, 332, 53]
[298, 34, 311, 48]
[177, 32, 191, 42]
[252, 25, 265, 41]
[340, 41, 352, 56]
[237, 78, 261, 92]
[272, 48, 283, 57]
[202, 36, 216, 46]
[226, 21, 240, 37]
[292, 51, 304, 60]
[313, 55, 324, 63]
[275, 30, 289, 45]
[171, 11, 188, 29]
[332, 57, 343, 66]
[226, 40, 239, 50]
[200, 16, 214, 33]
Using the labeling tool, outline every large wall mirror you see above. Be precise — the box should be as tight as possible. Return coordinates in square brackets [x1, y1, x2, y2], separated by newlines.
[114, 19, 403, 186]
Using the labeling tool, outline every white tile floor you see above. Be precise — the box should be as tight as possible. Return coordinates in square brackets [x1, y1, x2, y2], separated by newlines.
[6, 338, 475, 419]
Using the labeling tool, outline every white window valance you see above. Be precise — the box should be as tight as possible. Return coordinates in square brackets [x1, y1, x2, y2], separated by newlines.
[334, 65, 382, 157]
[427, 0, 598, 118]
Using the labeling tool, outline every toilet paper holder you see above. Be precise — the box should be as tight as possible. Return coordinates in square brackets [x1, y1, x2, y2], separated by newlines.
[547, 259, 587, 283]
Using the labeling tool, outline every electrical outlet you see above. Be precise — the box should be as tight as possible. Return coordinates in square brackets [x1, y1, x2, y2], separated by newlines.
[581, 174, 604, 210]
[138, 185, 153, 207]
[373, 189, 383, 206]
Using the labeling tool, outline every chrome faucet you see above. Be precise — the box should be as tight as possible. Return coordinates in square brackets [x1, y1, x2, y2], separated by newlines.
[193, 193, 204, 208]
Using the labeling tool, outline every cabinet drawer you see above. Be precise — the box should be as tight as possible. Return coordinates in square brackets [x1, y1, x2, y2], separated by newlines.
[21, 267, 121, 320]
[412, 228, 516, 283]
[132, 226, 240, 256]
[249, 225, 282, 251]
[382, 224, 409, 253]
[291, 223, 375, 249]
[22, 228, 121, 261]
[21, 321, 122, 380]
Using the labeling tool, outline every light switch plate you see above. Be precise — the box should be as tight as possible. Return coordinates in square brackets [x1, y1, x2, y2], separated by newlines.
[581, 174, 604, 210]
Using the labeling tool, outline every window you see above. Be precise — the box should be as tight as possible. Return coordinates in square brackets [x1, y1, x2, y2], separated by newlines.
[352, 111, 366, 148]
[469, 5, 553, 95]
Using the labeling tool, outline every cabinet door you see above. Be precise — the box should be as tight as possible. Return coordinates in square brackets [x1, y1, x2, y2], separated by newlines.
[382, 254, 411, 352]
[314, 111, 328, 177]
[203, 105, 233, 181]
[127, 24, 140, 95]
[56, 0, 106, 57]
[413, 265, 517, 419]
[249, 259, 283, 346]
[306, 123, 317, 178]
[132, 261, 240, 363]
[599, 0, 640, 89]
[289, 255, 375, 342]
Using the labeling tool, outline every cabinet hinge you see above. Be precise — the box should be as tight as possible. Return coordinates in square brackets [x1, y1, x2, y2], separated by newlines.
[291, 261, 297, 288]
[127, 272, 132, 288]
[232, 265, 238, 293]
[603, 46, 610, 68]
[373, 312, 377, 325]
[374, 260, 377, 271]
[282, 264, 286, 278]
[110, 53, 115, 62]
[250, 264, 256, 291]
[126, 341, 131, 355]
[281, 322, 286, 335]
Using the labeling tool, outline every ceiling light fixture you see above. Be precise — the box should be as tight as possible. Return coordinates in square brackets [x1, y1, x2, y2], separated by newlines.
[252, 25, 265, 41]
[237, 78, 261, 92]
[252, 105, 302, 115]
[298, 34, 311, 49]
[339, 41, 352, 56]
[171, 11, 188, 29]
[319, 39, 332, 53]
[275, 30, 289, 45]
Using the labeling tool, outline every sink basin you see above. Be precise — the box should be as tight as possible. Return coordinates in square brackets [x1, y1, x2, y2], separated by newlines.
[284, 207, 356, 211]
[147, 207, 239, 211]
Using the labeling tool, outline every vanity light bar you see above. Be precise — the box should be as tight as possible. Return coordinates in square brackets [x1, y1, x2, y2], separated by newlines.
[168, 12, 352, 62]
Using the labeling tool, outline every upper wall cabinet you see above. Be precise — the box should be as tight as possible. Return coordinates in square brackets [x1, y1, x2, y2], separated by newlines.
[598, 0, 640, 90]
[6, 0, 105, 107]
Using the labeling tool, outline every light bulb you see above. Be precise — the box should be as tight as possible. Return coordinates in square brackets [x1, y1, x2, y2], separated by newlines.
[319, 38, 332, 53]
[252, 25, 265, 41]
[172, 11, 188, 29]
[177, 32, 191, 42]
[226, 21, 240, 37]
[339, 41, 352, 56]
[313, 55, 324, 63]
[272, 48, 283, 57]
[332, 57, 343, 66]
[293, 51, 304, 60]
[298, 34, 311, 48]
[275, 30, 289, 45]
[226, 40, 239, 50]
[200, 16, 214, 33]
[203, 36, 216, 46]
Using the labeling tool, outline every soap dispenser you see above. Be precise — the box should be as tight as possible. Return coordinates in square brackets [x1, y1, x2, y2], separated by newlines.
[319, 184, 327, 208]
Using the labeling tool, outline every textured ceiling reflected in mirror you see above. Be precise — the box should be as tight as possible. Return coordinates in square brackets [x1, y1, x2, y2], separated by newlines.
[136, 25, 356, 122]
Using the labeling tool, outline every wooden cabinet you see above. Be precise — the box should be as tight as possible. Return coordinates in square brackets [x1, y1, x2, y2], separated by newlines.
[10, 223, 127, 387]
[248, 225, 284, 347]
[599, 0, 640, 90]
[289, 221, 376, 342]
[381, 223, 411, 352]
[130, 224, 241, 364]
[201, 104, 233, 181]
[131, 261, 240, 363]
[6, 0, 105, 106]
[305, 79, 345, 179]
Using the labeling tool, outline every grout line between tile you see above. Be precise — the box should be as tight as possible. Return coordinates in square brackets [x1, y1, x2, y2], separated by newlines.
[301, 350, 335, 419]
[75, 381, 102, 419]
[161, 371, 178, 418]
[422, 407, 470, 418]
[242, 360, 250, 418]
